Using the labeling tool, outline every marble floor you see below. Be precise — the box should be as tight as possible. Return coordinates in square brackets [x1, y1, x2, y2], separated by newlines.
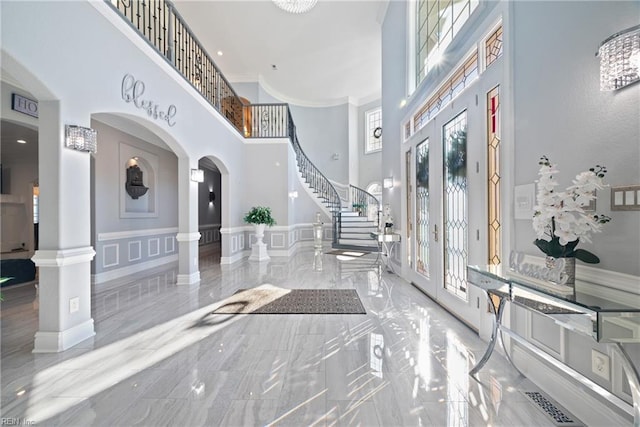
[1, 248, 562, 426]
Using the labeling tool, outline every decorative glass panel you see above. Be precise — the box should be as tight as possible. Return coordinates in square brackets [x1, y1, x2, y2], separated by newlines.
[487, 86, 501, 266]
[413, 51, 478, 134]
[443, 111, 467, 298]
[416, 0, 478, 87]
[406, 149, 413, 267]
[485, 25, 503, 67]
[416, 139, 430, 277]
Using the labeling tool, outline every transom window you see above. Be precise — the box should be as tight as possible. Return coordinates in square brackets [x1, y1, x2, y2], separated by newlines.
[365, 108, 382, 154]
[416, 0, 479, 86]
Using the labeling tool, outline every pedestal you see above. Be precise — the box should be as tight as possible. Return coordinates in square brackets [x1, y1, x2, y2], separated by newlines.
[249, 223, 270, 262]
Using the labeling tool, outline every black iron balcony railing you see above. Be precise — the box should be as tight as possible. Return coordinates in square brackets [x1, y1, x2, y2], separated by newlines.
[107, 0, 343, 244]
[107, 0, 245, 133]
[243, 104, 289, 138]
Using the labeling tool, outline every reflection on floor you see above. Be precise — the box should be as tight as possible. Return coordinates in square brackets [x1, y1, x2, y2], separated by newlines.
[1, 248, 560, 426]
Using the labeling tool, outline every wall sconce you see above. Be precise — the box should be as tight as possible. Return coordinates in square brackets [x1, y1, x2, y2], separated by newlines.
[332, 153, 340, 160]
[209, 191, 215, 204]
[598, 24, 640, 91]
[190, 169, 204, 183]
[65, 125, 97, 153]
[288, 191, 299, 199]
[383, 177, 394, 189]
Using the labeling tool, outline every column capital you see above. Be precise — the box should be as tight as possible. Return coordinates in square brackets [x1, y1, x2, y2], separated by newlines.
[176, 232, 201, 242]
[32, 246, 96, 267]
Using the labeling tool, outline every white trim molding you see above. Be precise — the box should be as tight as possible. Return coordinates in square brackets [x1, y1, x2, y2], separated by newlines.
[92, 254, 178, 284]
[98, 227, 178, 241]
[177, 271, 201, 285]
[175, 232, 201, 242]
[33, 319, 95, 353]
[32, 247, 96, 267]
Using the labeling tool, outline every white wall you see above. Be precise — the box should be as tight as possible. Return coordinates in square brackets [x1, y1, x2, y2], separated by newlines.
[511, 0, 640, 276]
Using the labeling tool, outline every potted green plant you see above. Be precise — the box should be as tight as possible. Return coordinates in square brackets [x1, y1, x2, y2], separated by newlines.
[352, 203, 366, 216]
[244, 206, 276, 226]
[244, 206, 276, 261]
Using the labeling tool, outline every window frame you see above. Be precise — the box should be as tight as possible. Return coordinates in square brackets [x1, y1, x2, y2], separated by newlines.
[364, 107, 383, 154]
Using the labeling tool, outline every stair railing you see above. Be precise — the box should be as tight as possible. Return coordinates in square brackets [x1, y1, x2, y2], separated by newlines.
[286, 109, 342, 245]
[107, 0, 344, 245]
[106, 0, 246, 134]
[350, 185, 381, 229]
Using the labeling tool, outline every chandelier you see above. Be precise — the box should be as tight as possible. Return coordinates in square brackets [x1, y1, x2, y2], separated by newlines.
[272, 0, 318, 14]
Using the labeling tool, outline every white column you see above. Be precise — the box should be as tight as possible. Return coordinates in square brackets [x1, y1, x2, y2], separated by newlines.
[31, 101, 96, 352]
[176, 157, 201, 285]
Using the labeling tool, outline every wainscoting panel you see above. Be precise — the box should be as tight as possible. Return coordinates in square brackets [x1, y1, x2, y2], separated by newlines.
[103, 244, 119, 268]
[128, 241, 142, 262]
[148, 238, 160, 257]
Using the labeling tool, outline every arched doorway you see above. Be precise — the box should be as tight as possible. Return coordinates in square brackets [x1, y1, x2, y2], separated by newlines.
[197, 157, 222, 265]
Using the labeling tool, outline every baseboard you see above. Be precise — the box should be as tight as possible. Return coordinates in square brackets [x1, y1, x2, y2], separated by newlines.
[33, 318, 95, 353]
[220, 241, 327, 265]
[512, 343, 632, 426]
[92, 254, 178, 284]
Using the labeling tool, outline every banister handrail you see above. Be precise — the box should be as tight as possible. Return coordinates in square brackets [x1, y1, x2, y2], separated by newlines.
[350, 184, 381, 227]
[106, 0, 246, 133]
[106, 0, 344, 244]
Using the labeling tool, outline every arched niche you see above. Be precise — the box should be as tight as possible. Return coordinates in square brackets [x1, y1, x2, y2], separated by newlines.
[120, 143, 158, 217]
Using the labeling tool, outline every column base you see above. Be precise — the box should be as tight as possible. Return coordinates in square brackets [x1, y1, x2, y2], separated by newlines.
[33, 318, 95, 353]
[249, 242, 270, 262]
[176, 271, 201, 285]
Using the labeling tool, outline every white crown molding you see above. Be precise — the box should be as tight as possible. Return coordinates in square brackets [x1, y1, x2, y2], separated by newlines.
[246, 75, 381, 108]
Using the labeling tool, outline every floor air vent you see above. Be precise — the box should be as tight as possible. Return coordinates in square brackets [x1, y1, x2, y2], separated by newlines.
[523, 391, 583, 426]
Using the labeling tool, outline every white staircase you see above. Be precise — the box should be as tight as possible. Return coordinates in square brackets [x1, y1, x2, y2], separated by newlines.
[337, 210, 379, 251]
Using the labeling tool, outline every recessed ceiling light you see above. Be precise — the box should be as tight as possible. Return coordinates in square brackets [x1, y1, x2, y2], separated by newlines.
[217, 50, 223, 56]
[17, 139, 27, 144]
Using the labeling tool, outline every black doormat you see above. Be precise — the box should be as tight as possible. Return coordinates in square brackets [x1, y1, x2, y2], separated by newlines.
[211, 285, 366, 315]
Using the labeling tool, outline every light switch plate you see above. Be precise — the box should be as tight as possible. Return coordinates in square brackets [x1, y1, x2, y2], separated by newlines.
[611, 185, 640, 211]
[69, 297, 80, 314]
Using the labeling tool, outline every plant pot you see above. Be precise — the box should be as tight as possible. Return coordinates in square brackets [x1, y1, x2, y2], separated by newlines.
[545, 256, 575, 286]
[254, 223, 266, 245]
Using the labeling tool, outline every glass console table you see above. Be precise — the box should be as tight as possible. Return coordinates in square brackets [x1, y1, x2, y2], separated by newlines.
[370, 232, 401, 273]
[467, 265, 640, 425]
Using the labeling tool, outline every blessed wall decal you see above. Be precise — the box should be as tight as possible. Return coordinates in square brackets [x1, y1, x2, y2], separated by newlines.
[121, 74, 177, 127]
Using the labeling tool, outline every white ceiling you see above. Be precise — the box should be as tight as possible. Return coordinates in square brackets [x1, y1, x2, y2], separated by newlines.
[173, 0, 387, 106]
[1, 120, 38, 165]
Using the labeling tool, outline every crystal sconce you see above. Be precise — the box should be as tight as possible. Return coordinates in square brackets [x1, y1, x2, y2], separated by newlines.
[65, 125, 97, 153]
[598, 24, 640, 91]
